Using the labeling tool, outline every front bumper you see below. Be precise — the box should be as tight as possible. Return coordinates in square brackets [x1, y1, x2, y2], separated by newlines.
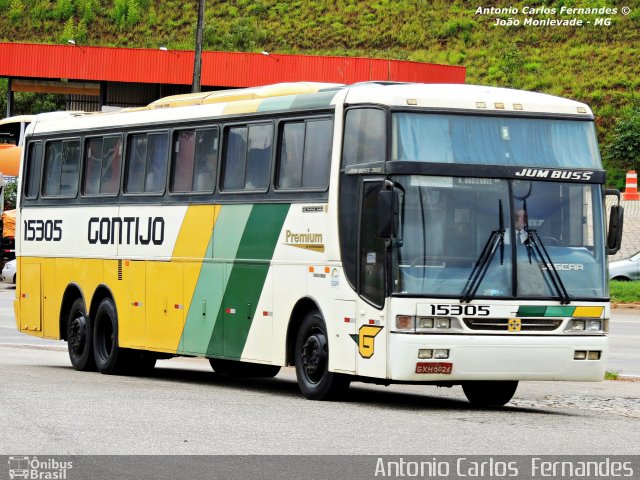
[388, 333, 608, 382]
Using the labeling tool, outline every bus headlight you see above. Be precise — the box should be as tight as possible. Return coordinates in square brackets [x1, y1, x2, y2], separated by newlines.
[566, 318, 604, 333]
[417, 317, 434, 329]
[586, 319, 602, 331]
[569, 320, 585, 330]
[435, 318, 451, 329]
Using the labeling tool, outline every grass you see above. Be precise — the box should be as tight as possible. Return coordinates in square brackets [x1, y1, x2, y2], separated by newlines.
[609, 280, 640, 304]
[604, 371, 620, 380]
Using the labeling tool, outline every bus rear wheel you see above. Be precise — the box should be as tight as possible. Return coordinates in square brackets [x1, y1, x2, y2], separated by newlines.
[294, 310, 350, 400]
[67, 298, 96, 371]
[462, 380, 518, 406]
[93, 298, 127, 374]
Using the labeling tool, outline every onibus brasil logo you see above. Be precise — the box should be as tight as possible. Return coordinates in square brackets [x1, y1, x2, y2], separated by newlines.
[8, 456, 73, 479]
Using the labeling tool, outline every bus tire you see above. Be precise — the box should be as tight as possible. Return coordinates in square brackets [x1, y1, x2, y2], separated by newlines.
[462, 380, 518, 407]
[92, 298, 126, 374]
[294, 310, 350, 400]
[209, 358, 280, 377]
[67, 298, 96, 371]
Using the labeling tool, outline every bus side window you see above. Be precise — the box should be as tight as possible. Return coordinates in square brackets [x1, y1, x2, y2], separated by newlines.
[276, 118, 332, 190]
[100, 136, 122, 195]
[126, 135, 147, 194]
[278, 122, 305, 189]
[43, 142, 63, 196]
[342, 108, 386, 167]
[145, 133, 168, 193]
[222, 127, 247, 191]
[193, 128, 218, 192]
[59, 140, 80, 196]
[245, 124, 272, 190]
[301, 118, 332, 189]
[171, 130, 196, 193]
[24, 142, 43, 199]
[43, 140, 80, 197]
[84, 137, 103, 195]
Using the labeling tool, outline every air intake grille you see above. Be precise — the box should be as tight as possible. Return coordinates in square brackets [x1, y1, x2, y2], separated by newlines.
[118, 260, 123, 280]
[463, 318, 562, 332]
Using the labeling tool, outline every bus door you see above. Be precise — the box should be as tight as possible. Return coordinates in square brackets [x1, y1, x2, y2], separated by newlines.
[355, 179, 388, 378]
[19, 262, 42, 334]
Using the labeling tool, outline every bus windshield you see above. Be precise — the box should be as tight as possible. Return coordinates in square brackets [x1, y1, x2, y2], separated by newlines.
[392, 113, 601, 169]
[391, 176, 607, 300]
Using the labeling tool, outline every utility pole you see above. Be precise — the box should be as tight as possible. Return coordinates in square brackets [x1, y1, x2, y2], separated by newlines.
[192, 0, 205, 93]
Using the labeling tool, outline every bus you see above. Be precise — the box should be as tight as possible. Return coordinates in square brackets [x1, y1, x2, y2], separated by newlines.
[15, 82, 623, 406]
[0, 115, 33, 177]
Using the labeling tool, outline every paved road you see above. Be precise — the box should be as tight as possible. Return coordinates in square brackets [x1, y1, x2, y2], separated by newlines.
[1, 284, 639, 455]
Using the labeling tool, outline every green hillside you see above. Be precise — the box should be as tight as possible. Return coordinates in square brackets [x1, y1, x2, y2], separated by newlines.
[1, 0, 639, 186]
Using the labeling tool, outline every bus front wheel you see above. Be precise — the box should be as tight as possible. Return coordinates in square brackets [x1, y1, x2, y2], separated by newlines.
[294, 310, 350, 400]
[462, 380, 518, 407]
[67, 298, 96, 371]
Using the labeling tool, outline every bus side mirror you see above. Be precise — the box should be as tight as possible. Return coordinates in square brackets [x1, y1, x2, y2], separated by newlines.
[606, 189, 623, 255]
[378, 189, 398, 239]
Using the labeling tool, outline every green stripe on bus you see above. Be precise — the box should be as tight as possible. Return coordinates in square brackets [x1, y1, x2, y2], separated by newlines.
[516, 306, 547, 317]
[206, 203, 290, 359]
[544, 306, 575, 317]
[517, 306, 577, 317]
[179, 205, 252, 355]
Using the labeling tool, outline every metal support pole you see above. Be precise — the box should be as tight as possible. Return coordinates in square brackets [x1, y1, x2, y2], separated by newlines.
[192, 0, 205, 93]
[6, 78, 14, 117]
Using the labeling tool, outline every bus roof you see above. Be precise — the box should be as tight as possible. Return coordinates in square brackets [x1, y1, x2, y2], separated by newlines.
[0, 115, 34, 126]
[344, 83, 593, 117]
[27, 82, 594, 136]
[146, 82, 344, 109]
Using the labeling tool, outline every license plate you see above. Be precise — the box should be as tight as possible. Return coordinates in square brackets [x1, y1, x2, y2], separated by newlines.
[415, 362, 453, 374]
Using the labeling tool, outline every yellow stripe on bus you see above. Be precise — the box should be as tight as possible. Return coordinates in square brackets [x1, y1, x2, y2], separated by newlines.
[572, 306, 604, 318]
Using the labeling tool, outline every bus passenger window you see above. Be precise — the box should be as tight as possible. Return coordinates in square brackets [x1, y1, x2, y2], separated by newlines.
[301, 119, 332, 189]
[277, 118, 332, 190]
[43, 142, 63, 196]
[126, 135, 147, 193]
[145, 133, 168, 193]
[84, 137, 103, 195]
[171, 130, 196, 193]
[100, 136, 122, 195]
[43, 140, 80, 197]
[59, 141, 80, 196]
[193, 128, 218, 192]
[278, 122, 305, 189]
[24, 142, 43, 199]
[222, 127, 247, 190]
[125, 132, 168, 194]
[245, 124, 272, 190]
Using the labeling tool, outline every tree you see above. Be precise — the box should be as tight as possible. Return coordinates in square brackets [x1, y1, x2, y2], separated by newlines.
[3, 180, 17, 211]
[603, 104, 640, 190]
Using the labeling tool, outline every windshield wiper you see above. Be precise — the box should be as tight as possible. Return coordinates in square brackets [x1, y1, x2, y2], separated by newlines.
[524, 229, 571, 304]
[461, 200, 505, 303]
[521, 202, 571, 304]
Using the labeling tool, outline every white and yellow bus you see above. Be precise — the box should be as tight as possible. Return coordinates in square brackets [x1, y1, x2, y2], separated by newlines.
[15, 82, 623, 405]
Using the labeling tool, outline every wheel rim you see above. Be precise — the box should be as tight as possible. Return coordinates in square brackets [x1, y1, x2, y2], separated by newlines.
[301, 330, 327, 384]
[69, 314, 87, 355]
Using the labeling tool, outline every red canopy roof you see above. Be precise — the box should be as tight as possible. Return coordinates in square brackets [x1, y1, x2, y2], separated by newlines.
[0, 42, 465, 87]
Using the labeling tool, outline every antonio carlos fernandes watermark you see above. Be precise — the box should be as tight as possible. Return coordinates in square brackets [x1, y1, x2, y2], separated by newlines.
[475, 5, 632, 27]
[374, 457, 634, 478]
